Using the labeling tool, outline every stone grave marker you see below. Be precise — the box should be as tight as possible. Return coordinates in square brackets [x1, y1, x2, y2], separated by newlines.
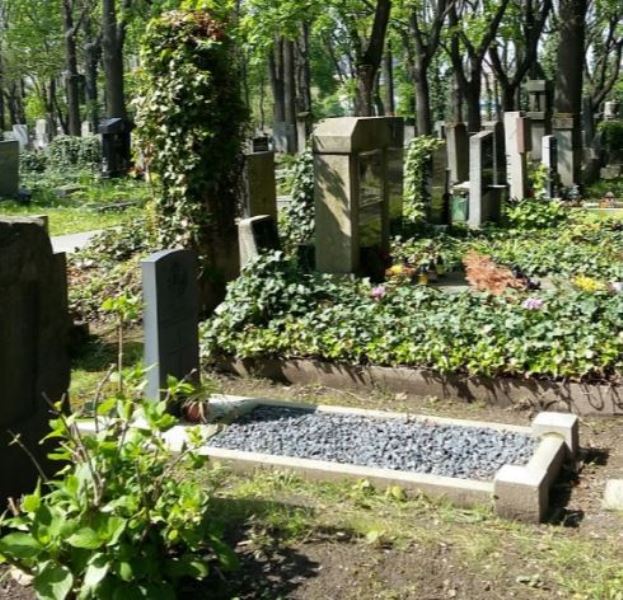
[553, 114, 578, 188]
[242, 149, 277, 221]
[542, 135, 559, 198]
[468, 131, 499, 228]
[0, 217, 70, 507]
[141, 249, 200, 401]
[525, 80, 552, 161]
[604, 101, 621, 121]
[313, 117, 391, 274]
[0, 140, 19, 198]
[81, 121, 94, 137]
[12, 124, 29, 151]
[504, 112, 531, 200]
[446, 122, 469, 185]
[386, 117, 405, 234]
[238, 215, 281, 268]
[273, 121, 296, 154]
[35, 119, 49, 149]
[483, 120, 506, 186]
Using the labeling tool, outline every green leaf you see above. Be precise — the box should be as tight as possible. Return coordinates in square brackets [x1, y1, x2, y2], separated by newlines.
[82, 553, 110, 591]
[33, 562, 74, 600]
[0, 532, 42, 559]
[67, 527, 103, 550]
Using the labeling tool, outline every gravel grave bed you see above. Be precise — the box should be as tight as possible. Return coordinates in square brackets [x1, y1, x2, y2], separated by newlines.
[208, 406, 536, 480]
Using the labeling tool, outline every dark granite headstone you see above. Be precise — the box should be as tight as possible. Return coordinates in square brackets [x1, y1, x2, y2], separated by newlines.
[238, 215, 281, 268]
[0, 218, 70, 507]
[0, 140, 19, 198]
[141, 249, 200, 401]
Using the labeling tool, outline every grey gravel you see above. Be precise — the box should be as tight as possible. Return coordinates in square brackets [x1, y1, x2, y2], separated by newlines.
[208, 406, 536, 480]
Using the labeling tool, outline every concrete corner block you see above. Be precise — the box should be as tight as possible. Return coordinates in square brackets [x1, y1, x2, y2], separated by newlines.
[532, 411, 579, 456]
[602, 479, 623, 511]
[494, 464, 547, 523]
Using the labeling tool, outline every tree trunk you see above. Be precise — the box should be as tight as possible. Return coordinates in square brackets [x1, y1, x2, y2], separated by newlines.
[413, 62, 432, 135]
[297, 22, 313, 115]
[374, 71, 385, 115]
[283, 38, 297, 152]
[83, 12, 101, 133]
[102, 0, 126, 118]
[383, 44, 395, 115]
[62, 0, 81, 136]
[0, 54, 5, 132]
[355, 0, 391, 117]
[555, 0, 586, 115]
[268, 37, 285, 123]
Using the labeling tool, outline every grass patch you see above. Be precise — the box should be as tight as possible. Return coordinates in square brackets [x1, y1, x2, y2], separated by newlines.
[0, 170, 150, 235]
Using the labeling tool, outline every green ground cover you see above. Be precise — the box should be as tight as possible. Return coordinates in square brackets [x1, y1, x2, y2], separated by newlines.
[202, 207, 623, 382]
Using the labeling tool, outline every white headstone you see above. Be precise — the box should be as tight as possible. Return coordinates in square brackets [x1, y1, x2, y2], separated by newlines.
[503, 112, 530, 200]
[542, 135, 558, 198]
[35, 119, 49, 149]
[12, 124, 28, 151]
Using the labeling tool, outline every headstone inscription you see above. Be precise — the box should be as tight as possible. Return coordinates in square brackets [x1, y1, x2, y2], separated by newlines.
[0, 217, 70, 507]
[504, 112, 531, 200]
[313, 117, 391, 275]
[238, 215, 281, 268]
[542, 135, 559, 198]
[0, 140, 19, 198]
[468, 131, 500, 228]
[141, 249, 200, 401]
[242, 150, 278, 221]
[446, 122, 469, 185]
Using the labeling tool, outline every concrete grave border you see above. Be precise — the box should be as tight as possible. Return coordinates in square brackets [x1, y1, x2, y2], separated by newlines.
[214, 356, 623, 416]
[80, 396, 578, 523]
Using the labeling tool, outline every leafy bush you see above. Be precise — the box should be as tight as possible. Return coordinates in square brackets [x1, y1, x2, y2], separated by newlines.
[504, 199, 568, 230]
[47, 135, 101, 170]
[79, 220, 153, 264]
[0, 299, 235, 599]
[20, 149, 48, 173]
[202, 250, 623, 381]
[598, 119, 623, 160]
[280, 149, 314, 250]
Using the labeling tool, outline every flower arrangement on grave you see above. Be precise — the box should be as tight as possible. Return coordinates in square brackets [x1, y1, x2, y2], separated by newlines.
[463, 251, 526, 296]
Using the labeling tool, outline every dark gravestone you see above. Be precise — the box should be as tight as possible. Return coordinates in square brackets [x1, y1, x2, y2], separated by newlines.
[0, 218, 70, 506]
[141, 249, 200, 401]
[0, 140, 19, 198]
[238, 215, 281, 268]
[99, 117, 131, 178]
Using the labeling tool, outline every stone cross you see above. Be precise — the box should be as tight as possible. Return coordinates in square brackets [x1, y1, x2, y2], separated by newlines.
[141, 249, 200, 401]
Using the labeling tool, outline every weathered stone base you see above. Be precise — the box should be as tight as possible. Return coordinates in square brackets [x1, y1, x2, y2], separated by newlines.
[214, 357, 623, 416]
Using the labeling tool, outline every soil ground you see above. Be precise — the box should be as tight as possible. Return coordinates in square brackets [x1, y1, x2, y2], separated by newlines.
[4, 331, 623, 599]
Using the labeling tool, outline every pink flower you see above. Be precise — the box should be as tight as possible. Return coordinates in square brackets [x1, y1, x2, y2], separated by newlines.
[371, 285, 386, 301]
[522, 297, 544, 310]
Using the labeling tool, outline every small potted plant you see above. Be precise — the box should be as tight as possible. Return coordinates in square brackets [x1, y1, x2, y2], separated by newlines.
[166, 374, 221, 424]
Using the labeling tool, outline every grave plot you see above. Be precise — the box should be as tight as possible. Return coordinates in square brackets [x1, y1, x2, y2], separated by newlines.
[194, 396, 578, 523]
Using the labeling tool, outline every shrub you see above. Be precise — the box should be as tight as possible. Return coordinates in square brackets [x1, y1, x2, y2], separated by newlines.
[503, 198, 568, 230]
[47, 135, 101, 170]
[598, 119, 623, 160]
[20, 149, 48, 173]
[0, 297, 236, 599]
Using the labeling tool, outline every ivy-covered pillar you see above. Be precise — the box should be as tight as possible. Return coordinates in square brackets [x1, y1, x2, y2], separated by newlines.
[136, 10, 247, 311]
